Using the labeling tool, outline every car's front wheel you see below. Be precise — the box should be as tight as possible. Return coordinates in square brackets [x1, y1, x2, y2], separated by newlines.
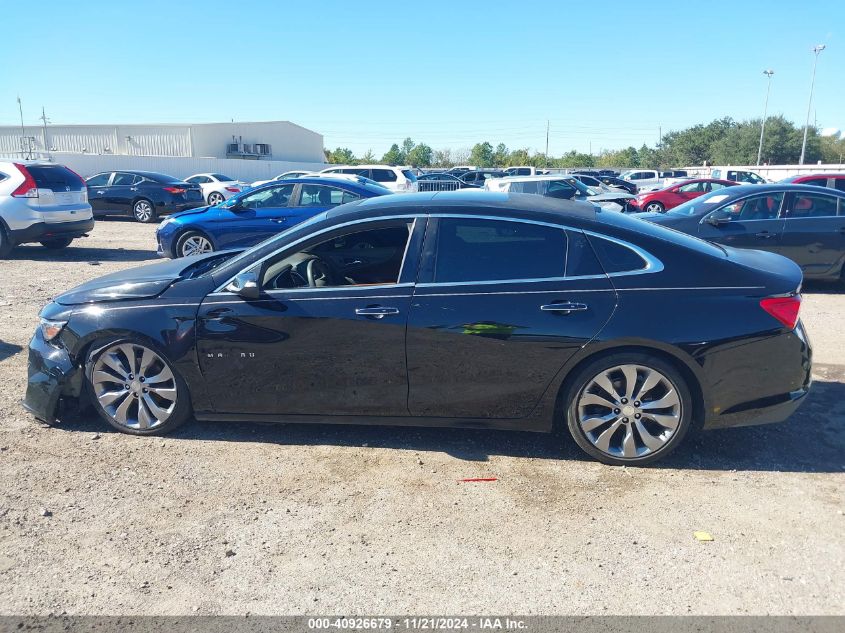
[133, 199, 157, 223]
[175, 231, 214, 258]
[644, 201, 665, 213]
[564, 353, 694, 465]
[40, 238, 73, 250]
[86, 339, 191, 435]
[207, 191, 225, 205]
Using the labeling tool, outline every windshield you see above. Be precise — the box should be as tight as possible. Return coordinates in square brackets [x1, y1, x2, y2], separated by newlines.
[666, 189, 734, 217]
[212, 174, 234, 181]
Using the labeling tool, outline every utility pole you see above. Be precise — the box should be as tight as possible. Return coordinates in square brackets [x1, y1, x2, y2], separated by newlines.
[39, 106, 50, 158]
[545, 120, 549, 167]
[17, 96, 29, 159]
[658, 126, 662, 148]
[757, 70, 774, 166]
[800, 45, 826, 165]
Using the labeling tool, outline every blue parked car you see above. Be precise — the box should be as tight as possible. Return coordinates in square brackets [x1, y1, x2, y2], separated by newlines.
[156, 176, 391, 258]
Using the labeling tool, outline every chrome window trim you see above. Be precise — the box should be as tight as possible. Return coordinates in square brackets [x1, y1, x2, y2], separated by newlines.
[207, 283, 415, 298]
[214, 214, 423, 293]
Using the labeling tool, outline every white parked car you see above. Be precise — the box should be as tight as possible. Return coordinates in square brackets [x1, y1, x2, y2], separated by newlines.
[619, 169, 664, 192]
[0, 161, 93, 257]
[250, 170, 311, 188]
[709, 167, 768, 184]
[184, 173, 245, 205]
[319, 165, 418, 192]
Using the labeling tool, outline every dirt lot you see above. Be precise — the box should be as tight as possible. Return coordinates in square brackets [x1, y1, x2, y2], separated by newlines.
[0, 220, 842, 615]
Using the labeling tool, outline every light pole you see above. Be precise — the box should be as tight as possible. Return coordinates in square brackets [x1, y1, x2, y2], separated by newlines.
[756, 70, 774, 166]
[799, 45, 826, 165]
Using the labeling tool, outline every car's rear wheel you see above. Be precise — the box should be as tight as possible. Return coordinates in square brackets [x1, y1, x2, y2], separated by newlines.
[86, 339, 191, 435]
[564, 353, 694, 465]
[644, 201, 665, 213]
[133, 199, 157, 223]
[207, 191, 225, 205]
[175, 231, 214, 258]
[40, 238, 73, 250]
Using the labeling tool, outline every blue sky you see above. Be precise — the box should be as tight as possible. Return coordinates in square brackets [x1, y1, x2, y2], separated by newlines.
[1, 0, 842, 156]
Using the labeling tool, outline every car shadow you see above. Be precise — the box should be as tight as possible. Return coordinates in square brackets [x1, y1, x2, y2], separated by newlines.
[0, 340, 24, 363]
[9, 245, 156, 263]
[803, 280, 845, 295]
[50, 378, 845, 474]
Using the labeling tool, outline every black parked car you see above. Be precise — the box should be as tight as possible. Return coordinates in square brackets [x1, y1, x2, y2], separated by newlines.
[85, 171, 205, 223]
[417, 172, 472, 192]
[640, 183, 845, 281]
[460, 170, 507, 188]
[599, 176, 638, 195]
[24, 191, 810, 465]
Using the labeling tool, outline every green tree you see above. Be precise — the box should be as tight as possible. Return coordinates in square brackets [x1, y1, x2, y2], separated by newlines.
[492, 143, 509, 166]
[382, 143, 405, 165]
[401, 138, 416, 162]
[432, 148, 454, 167]
[407, 143, 433, 167]
[507, 148, 531, 166]
[469, 141, 494, 167]
[360, 149, 376, 163]
[327, 147, 357, 164]
[558, 150, 594, 168]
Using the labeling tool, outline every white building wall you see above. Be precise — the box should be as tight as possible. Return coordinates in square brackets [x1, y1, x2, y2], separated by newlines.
[190, 121, 324, 162]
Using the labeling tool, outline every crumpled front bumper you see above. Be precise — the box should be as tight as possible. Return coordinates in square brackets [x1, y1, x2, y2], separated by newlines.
[21, 328, 81, 423]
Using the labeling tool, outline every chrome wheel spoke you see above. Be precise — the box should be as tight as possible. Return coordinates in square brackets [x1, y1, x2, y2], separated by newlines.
[581, 412, 618, 433]
[113, 394, 134, 424]
[137, 399, 154, 429]
[620, 364, 638, 400]
[634, 419, 667, 451]
[641, 390, 679, 410]
[592, 371, 619, 399]
[142, 393, 172, 420]
[594, 420, 623, 453]
[144, 367, 173, 386]
[148, 386, 176, 400]
[579, 393, 618, 409]
[101, 353, 129, 379]
[118, 344, 138, 376]
[98, 389, 127, 407]
[622, 424, 637, 458]
[634, 368, 661, 401]
[644, 412, 680, 432]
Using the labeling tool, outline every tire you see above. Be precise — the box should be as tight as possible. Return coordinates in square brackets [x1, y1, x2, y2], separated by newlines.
[0, 225, 12, 258]
[132, 199, 157, 223]
[644, 201, 665, 213]
[207, 191, 225, 205]
[175, 230, 214, 258]
[563, 352, 694, 466]
[40, 238, 73, 250]
[85, 338, 191, 436]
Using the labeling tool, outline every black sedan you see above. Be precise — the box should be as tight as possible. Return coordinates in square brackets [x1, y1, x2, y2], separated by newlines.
[23, 191, 810, 465]
[599, 176, 637, 195]
[460, 170, 507, 188]
[85, 171, 205, 223]
[639, 183, 845, 281]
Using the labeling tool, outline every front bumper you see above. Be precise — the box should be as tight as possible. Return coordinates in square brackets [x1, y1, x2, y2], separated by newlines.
[9, 217, 95, 246]
[22, 328, 80, 424]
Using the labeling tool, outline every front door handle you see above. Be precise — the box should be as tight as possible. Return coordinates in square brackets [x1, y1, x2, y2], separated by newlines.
[755, 231, 775, 239]
[355, 306, 400, 319]
[541, 302, 588, 313]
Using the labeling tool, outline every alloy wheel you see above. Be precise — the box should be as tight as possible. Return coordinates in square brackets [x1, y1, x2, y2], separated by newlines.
[576, 364, 682, 460]
[134, 201, 153, 222]
[208, 192, 224, 205]
[180, 235, 213, 257]
[91, 343, 177, 430]
[645, 202, 664, 213]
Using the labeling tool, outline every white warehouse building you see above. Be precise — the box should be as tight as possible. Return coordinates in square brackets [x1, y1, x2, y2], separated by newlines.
[0, 121, 327, 182]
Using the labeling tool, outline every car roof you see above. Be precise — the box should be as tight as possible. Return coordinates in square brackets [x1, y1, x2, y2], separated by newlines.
[783, 173, 845, 181]
[491, 174, 578, 183]
[705, 183, 845, 197]
[323, 164, 410, 170]
[326, 190, 598, 225]
[253, 176, 382, 192]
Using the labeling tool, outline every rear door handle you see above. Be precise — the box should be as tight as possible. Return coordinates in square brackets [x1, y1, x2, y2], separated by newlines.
[755, 231, 775, 239]
[355, 306, 399, 318]
[541, 302, 588, 313]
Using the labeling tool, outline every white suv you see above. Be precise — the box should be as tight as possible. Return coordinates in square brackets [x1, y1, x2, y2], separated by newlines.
[0, 161, 94, 257]
[319, 165, 418, 192]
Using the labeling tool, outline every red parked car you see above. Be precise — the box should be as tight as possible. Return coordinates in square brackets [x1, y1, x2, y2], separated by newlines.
[631, 178, 739, 213]
[780, 173, 845, 192]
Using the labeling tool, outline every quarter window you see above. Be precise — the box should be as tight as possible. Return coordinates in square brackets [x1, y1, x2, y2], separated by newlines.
[299, 185, 360, 207]
[371, 169, 397, 182]
[431, 218, 567, 283]
[111, 172, 138, 186]
[588, 235, 648, 274]
[679, 182, 706, 193]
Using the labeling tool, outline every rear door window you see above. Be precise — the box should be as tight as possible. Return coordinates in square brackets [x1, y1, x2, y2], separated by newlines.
[401, 169, 417, 182]
[27, 165, 84, 191]
[86, 173, 111, 187]
[371, 169, 398, 183]
[112, 172, 138, 186]
[298, 185, 360, 207]
[430, 218, 567, 283]
[801, 177, 828, 187]
[786, 192, 840, 218]
[834, 178, 845, 193]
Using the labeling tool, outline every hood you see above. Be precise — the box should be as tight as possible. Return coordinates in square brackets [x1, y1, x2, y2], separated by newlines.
[165, 205, 214, 221]
[54, 253, 223, 305]
[587, 191, 635, 202]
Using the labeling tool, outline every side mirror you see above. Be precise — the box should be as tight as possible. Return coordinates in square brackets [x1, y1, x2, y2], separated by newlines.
[706, 214, 730, 227]
[225, 272, 260, 300]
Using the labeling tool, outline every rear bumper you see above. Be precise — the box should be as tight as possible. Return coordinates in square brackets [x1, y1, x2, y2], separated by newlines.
[22, 328, 80, 424]
[702, 321, 812, 430]
[9, 217, 95, 245]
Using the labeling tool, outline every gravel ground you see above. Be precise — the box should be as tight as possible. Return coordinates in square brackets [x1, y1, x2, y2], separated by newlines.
[0, 220, 842, 615]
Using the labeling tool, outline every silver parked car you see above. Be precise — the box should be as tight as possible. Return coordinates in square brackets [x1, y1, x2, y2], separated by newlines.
[0, 161, 94, 257]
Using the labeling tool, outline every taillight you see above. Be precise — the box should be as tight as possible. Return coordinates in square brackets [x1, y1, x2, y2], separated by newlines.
[225, 187, 240, 193]
[163, 186, 186, 194]
[760, 295, 801, 329]
[11, 163, 38, 198]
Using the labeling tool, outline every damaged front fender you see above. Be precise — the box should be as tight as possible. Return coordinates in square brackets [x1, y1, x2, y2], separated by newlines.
[22, 328, 82, 424]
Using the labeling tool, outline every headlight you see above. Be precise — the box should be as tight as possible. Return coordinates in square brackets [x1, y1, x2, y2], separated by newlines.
[40, 318, 67, 341]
